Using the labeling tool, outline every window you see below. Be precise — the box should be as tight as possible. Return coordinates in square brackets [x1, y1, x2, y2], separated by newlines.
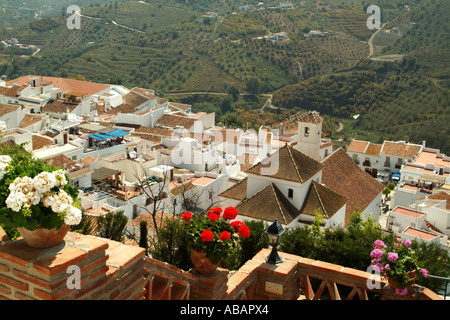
[304, 127, 310, 137]
[288, 188, 293, 198]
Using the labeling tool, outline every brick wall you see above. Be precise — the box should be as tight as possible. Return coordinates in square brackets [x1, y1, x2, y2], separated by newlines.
[0, 234, 442, 300]
[0, 232, 146, 300]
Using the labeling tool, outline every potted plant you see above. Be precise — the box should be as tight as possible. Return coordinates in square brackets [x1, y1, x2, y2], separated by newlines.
[370, 239, 429, 295]
[182, 206, 251, 274]
[0, 145, 81, 248]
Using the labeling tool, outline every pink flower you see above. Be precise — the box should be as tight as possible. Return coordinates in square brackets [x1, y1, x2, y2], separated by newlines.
[370, 249, 383, 260]
[373, 240, 385, 249]
[421, 268, 429, 278]
[384, 264, 390, 270]
[388, 252, 398, 261]
[404, 239, 412, 247]
[395, 288, 408, 296]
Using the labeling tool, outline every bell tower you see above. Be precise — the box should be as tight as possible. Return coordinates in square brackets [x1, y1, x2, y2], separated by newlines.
[295, 111, 322, 161]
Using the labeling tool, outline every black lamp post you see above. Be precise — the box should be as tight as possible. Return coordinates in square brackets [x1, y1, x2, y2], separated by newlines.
[265, 219, 285, 264]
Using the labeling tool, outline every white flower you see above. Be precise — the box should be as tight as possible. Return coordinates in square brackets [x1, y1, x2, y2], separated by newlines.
[6, 191, 27, 212]
[43, 190, 73, 214]
[33, 171, 58, 194]
[64, 206, 82, 225]
[6, 176, 41, 212]
[0, 155, 12, 180]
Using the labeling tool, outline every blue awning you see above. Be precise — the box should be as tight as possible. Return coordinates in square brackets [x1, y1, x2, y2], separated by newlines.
[105, 129, 130, 138]
[89, 129, 129, 141]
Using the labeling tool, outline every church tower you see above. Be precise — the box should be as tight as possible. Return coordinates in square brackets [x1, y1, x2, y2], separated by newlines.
[295, 111, 322, 161]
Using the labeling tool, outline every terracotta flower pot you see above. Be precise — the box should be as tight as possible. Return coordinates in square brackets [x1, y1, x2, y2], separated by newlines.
[190, 250, 220, 275]
[18, 224, 70, 249]
[388, 270, 417, 291]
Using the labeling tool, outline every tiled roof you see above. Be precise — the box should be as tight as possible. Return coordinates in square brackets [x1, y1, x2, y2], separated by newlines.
[135, 126, 174, 137]
[45, 154, 77, 170]
[365, 143, 382, 156]
[381, 141, 422, 158]
[0, 84, 29, 98]
[428, 192, 450, 210]
[300, 181, 348, 218]
[7, 75, 110, 96]
[122, 91, 150, 108]
[98, 103, 138, 115]
[247, 144, 323, 183]
[321, 148, 384, 223]
[219, 178, 248, 201]
[347, 140, 369, 153]
[128, 211, 173, 234]
[155, 113, 196, 129]
[131, 87, 156, 99]
[32, 134, 54, 150]
[297, 110, 323, 124]
[42, 100, 79, 113]
[236, 183, 299, 225]
[0, 104, 20, 117]
[168, 102, 191, 111]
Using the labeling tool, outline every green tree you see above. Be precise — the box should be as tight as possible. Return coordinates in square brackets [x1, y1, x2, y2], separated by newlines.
[149, 217, 191, 270]
[228, 85, 240, 101]
[96, 211, 128, 242]
[139, 220, 149, 255]
[246, 77, 261, 96]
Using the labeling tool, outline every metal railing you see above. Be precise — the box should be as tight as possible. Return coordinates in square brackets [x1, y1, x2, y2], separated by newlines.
[428, 275, 450, 300]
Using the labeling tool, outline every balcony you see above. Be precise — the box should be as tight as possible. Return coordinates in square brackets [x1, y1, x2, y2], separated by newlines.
[0, 233, 441, 301]
[363, 160, 371, 167]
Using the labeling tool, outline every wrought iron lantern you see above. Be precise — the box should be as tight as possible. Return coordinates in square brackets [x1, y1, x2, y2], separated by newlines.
[265, 219, 285, 264]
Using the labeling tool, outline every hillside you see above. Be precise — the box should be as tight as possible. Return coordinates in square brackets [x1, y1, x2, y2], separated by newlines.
[272, 0, 449, 153]
[0, 0, 409, 92]
[0, 0, 448, 153]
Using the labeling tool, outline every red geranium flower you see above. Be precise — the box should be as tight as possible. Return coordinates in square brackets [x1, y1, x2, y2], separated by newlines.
[231, 221, 244, 230]
[201, 229, 214, 242]
[208, 211, 220, 222]
[237, 225, 251, 238]
[223, 206, 238, 220]
[219, 231, 230, 241]
[181, 211, 192, 222]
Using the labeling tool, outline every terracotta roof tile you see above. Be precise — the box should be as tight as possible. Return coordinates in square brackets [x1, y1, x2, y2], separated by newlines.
[347, 140, 369, 153]
[321, 148, 384, 223]
[247, 144, 323, 183]
[298, 111, 323, 124]
[32, 134, 54, 150]
[0, 104, 20, 117]
[219, 178, 247, 201]
[365, 143, 382, 156]
[382, 141, 422, 158]
[155, 113, 196, 129]
[45, 154, 77, 170]
[7, 75, 110, 96]
[428, 192, 450, 210]
[236, 183, 299, 225]
[122, 91, 150, 108]
[168, 102, 192, 111]
[42, 100, 79, 113]
[0, 84, 28, 98]
[300, 181, 348, 218]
